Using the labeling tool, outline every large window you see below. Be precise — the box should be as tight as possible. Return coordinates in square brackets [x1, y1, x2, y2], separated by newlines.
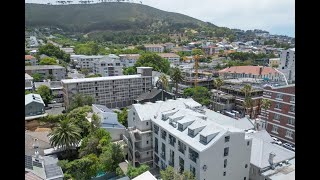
[224, 147, 229, 157]
[224, 159, 227, 168]
[290, 105, 295, 113]
[178, 140, 186, 154]
[288, 118, 295, 126]
[189, 147, 199, 163]
[153, 124, 159, 135]
[272, 125, 278, 133]
[275, 103, 282, 109]
[161, 129, 167, 140]
[276, 93, 283, 99]
[169, 134, 176, 147]
[286, 130, 293, 139]
[274, 114, 280, 120]
[290, 96, 295, 102]
[225, 136, 230, 142]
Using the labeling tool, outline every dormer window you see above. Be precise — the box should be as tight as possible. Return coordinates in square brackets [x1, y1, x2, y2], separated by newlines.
[188, 129, 195, 137]
[200, 135, 207, 144]
[178, 123, 184, 131]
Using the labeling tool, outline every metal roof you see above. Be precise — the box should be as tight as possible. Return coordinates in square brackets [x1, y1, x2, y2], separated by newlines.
[25, 94, 45, 106]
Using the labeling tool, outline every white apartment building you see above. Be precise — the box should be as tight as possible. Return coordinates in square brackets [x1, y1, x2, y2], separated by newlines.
[72, 55, 104, 70]
[279, 48, 295, 83]
[144, 44, 164, 53]
[92, 57, 123, 77]
[119, 54, 140, 67]
[61, 67, 153, 109]
[158, 53, 180, 65]
[25, 65, 66, 81]
[124, 98, 252, 180]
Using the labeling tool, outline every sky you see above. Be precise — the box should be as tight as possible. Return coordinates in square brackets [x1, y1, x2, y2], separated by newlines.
[26, 0, 295, 37]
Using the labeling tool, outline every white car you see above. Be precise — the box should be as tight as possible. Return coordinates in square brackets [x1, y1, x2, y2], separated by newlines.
[272, 137, 282, 145]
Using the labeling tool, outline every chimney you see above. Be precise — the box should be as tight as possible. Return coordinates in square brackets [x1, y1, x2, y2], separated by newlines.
[268, 152, 276, 167]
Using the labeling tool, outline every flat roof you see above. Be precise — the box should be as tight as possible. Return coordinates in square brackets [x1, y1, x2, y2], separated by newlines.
[25, 65, 65, 70]
[61, 74, 143, 84]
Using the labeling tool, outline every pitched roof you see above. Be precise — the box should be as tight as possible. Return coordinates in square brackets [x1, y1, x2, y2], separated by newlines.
[25, 172, 43, 180]
[158, 53, 180, 58]
[25, 131, 51, 156]
[25, 55, 35, 60]
[25, 94, 45, 106]
[135, 88, 162, 101]
[219, 66, 278, 76]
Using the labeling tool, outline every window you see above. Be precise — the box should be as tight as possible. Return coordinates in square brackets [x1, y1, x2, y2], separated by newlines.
[288, 118, 295, 126]
[224, 147, 229, 157]
[133, 112, 135, 115]
[161, 129, 167, 140]
[276, 93, 283, 99]
[244, 177, 247, 180]
[147, 152, 149, 155]
[190, 165, 196, 177]
[247, 141, 250, 146]
[225, 136, 230, 142]
[272, 125, 278, 133]
[146, 122, 149, 126]
[178, 123, 183, 131]
[286, 130, 293, 139]
[154, 124, 159, 134]
[290, 96, 295, 102]
[200, 135, 207, 144]
[133, 117, 135, 121]
[223, 171, 226, 176]
[224, 159, 227, 168]
[146, 141, 149, 144]
[188, 129, 195, 137]
[274, 114, 280, 120]
[275, 103, 282, 109]
[290, 105, 295, 113]
[245, 164, 248, 168]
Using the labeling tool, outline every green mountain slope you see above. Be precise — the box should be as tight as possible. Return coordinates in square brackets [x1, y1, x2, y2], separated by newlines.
[25, 2, 216, 33]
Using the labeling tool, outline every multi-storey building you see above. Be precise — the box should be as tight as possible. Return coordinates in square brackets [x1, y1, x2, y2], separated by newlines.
[92, 57, 123, 77]
[219, 66, 281, 81]
[25, 55, 38, 66]
[124, 98, 252, 180]
[158, 53, 180, 65]
[73, 55, 104, 69]
[279, 48, 295, 83]
[25, 65, 66, 81]
[34, 81, 64, 103]
[119, 54, 140, 67]
[61, 67, 153, 109]
[144, 44, 164, 53]
[258, 84, 295, 145]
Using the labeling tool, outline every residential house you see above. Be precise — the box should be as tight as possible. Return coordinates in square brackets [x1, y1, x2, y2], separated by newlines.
[25, 65, 66, 81]
[124, 98, 252, 180]
[158, 53, 180, 65]
[119, 54, 140, 67]
[163, 42, 175, 51]
[34, 81, 64, 103]
[269, 58, 280, 67]
[25, 55, 38, 66]
[144, 44, 164, 53]
[26, 73, 34, 92]
[25, 131, 51, 156]
[61, 67, 153, 109]
[25, 94, 46, 118]
[73, 55, 104, 70]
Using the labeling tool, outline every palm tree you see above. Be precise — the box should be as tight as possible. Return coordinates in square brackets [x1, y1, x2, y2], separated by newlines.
[48, 119, 82, 152]
[241, 84, 254, 118]
[261, 99, 272, 118]
[213, 77, 224, 105]
[170, 67, 184, 95]
[159, 73, 169, 101]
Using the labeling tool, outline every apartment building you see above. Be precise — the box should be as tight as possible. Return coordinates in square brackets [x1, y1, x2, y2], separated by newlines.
[144, 44, 164, 53]
[72, 55, 104, 69]
[268, 58, 280, 67]
[25, 65, 66, 81]
[124, 98, 252, 180]
[34, 81, 64, 103]
[119, 54, 140, 67]
[25, 55, 38, 66]
[219, 66, 281, 81]
[279, 48, 295, 83]
[92, 57, 123, 77]
[158, 53, 180, 65]
[258, 84, 295, 145]
[61, 67, 153, 109]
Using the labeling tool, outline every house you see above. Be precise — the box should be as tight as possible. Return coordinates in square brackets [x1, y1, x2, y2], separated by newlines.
[119, 54, 140, 67]
[246, 131, 295, 180]
[218, 66, 281, 81]
[34, 81, 64, 103]
[25, 155, 64, 180]
[269, 58, 280, 67]
[61, 67, 153, 109]
[72, 55, 104, 70]
[144, 44, 164, 53]
[26, 73, 34, 92]
[163, 42, 175, 51]
[134, 88, 176, 104]
[158, 53, 180, 65]
[25, 94, 46, 119]
[25, 55, 38, 66]
[124, 98, 252, 180]
[92, 57, 123, 77]
[25, 131, 51, 156]
[25, 65, 66, 81]
[89, 104, 126, 142]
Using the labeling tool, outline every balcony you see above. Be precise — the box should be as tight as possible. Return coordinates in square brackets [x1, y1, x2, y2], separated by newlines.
[136, 156, 153, 164]
[135, 145, 153, 153]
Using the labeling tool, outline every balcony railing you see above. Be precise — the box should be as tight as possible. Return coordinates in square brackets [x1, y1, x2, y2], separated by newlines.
[135, 145, 153, 152]
[136, 156, 153, 164]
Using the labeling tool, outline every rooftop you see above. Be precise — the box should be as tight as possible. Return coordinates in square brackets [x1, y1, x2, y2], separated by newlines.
[25, 55, 35, 60]
[25, 73, 33, 80]
[25, 131, 51, 156]
[219, 66, 278, 76]
[61, 74, 143, 84]
[132, 98, 244, 152]
[144, 44, 164, 48]
[262, 158, 295, 180]
[25, 94, 45, 106]
[25, 65, 65, 70]
[132, 171, 157, 180]
[157, 53, 180, 58]
[93, 104, 114, 113]
[34, 81, 63, 89]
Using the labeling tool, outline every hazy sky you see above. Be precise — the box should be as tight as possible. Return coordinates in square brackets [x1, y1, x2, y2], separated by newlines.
[26, 0, 295, 37]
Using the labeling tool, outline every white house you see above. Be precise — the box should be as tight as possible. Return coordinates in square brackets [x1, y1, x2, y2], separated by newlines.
[124, 98, 252, 180]
[158, 53, 180, 65]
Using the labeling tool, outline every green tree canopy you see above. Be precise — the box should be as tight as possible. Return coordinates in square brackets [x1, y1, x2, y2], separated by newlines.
[160, 166, 195, 180]
[39, 57, 58, 65]
[170, 67, 184, 94]
[134, 53, 170, 73]
[99, 142, 125, 172]
[66, 106, 93, 137]
[123, 67, 136, 75]
[183, 86, 210, 106]
[191, 48, 204, 56]
[67, 154, 103, 180]
[114, 108, 128, 127]
[32, 73, 43, 82]
[36, 85, 52, 105]
[67, 94, 95, 112]
[38, 43, 70, 62]
[127, 164, 150, 179]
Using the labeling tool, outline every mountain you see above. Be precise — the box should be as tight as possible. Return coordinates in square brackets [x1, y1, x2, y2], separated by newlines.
[25, 2, 216, 33]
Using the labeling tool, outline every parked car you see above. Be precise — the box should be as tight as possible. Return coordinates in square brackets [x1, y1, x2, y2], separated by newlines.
[272, 137, 282, 145]
[283, 143, 295, 151]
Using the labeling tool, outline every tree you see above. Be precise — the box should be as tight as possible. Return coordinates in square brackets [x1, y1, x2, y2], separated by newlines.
[67, 106, 93, 137]
[99, 142, 124, 172]
[90, 114, 101, 132]
[67, 154, 102, 180]
[86, 74, 102, 78]
[32, 73, 43, 82]
[241, 84, 254, 118]
[260, 99, 271, 120]
[127, 164, 150, 179]
[48, 119, 82, 152]
[123, 67, 136, 75]
[39, 57, 58, 65]
[38, 43, 70, 62]
[80, 68, 90, 76]
[183, 87, 210, 106]
[213, 78, 224, 106]
[25, 90, 31, 95]
[36, 85, 52, 106]
[134, 53, 170, 73]
[170, 67, 184, 95]
[159, 73, 169, 90]
[67, 94, 95, 112]
[115, 108, 128, 127]
[191, 48, 204, 56]
[160, 166, 195, 180]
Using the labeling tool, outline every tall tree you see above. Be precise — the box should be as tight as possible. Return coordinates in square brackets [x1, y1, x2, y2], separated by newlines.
[134, 53, 170, 73]
[39, 57, 58, 65]
[159, 73, 169, 101]
[127, 164, 150, 179]
[241, 84, 254, 118]
[36, 85, 52, 106]
[48, 119, 82, 151]
[99, 142, 125, 172]
[170, 67, 184, 95]
[160, 166, 195, 180]
[67, 106, 93, 137]
[67, 94, 95, 112]
[260, 98, 272, 119]
[32, 73, 43, 82]
[115, 108, 128, 127]
[67, 154, 102, 180]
